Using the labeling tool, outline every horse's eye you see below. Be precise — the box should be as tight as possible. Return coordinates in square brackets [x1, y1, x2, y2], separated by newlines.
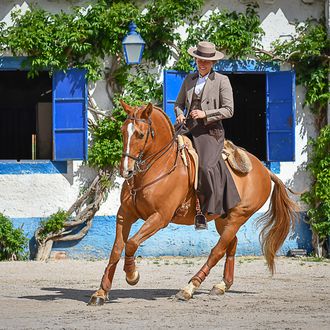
[138, 132, 144, 139]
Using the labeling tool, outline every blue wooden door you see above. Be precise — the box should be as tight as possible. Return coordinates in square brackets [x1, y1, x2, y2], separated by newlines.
[266, 71, 296, 161]
[163, 70, 187, 123]
[164, 69, 296, 162]
[52, 69, 88, 160]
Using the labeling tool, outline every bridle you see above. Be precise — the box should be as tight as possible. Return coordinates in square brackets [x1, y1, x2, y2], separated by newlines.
[121, 115, 154, 172]
[121, 111, 188, 204]
[122, 114, 178, 179]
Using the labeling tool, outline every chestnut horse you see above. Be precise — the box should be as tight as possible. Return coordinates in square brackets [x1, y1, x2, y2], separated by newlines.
[89, 101, 298, 305]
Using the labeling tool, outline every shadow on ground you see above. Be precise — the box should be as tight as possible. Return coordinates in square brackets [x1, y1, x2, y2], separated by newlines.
[19, 287, 180, 303]
[18, 287, 257, 303]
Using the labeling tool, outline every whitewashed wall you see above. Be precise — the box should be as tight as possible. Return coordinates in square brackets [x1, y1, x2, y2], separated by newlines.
[0, 0, 324, 219]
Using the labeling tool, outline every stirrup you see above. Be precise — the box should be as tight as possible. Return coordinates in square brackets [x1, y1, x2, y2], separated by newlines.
[194, 196, 208, 230]
[194, 213, 208, 230]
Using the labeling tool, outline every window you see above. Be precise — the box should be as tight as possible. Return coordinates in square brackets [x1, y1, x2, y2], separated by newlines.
[0, 71, 52, 160]
[163, 63, 295, 162]
[0, 57, 88, 161]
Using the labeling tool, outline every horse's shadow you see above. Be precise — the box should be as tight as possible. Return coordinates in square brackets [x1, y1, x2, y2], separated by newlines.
[18, 287, 182, 303]
[18, 287, 256, 303]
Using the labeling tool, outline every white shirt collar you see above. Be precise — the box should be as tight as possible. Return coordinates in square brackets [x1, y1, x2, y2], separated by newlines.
[195, 73, 209, 95]
[198, 72, 210, 80]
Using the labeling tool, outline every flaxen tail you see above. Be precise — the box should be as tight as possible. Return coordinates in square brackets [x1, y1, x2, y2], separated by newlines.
[256, 171, 299, 274]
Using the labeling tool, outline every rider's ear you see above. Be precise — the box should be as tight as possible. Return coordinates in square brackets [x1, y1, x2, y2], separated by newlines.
[120, 99, 134, 114]
[141, 102, 153, 119]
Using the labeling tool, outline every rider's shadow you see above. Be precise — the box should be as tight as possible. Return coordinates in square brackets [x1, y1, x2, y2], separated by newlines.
[18, 287, 192, 303]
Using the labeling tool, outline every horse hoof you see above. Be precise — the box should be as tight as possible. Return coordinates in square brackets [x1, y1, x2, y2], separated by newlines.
[210, 282, 227, 296]
[88, 295, 106, 306]
[126, 271, 140, 286]
[209, 286, 225, 296]
[175, 290, 191, 301]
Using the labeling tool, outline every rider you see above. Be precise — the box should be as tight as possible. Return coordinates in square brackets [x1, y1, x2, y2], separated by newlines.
[174, 41, 240, 229]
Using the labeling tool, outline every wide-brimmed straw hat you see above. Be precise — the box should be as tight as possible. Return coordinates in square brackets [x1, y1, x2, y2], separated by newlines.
[188, 41, 224, 61]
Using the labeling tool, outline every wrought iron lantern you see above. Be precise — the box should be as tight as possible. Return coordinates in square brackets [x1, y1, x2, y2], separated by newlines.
[122, 22, 145, 65]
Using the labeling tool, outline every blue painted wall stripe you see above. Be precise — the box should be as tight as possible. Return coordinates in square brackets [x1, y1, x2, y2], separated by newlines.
[12, 213, 312, 259]
[0, 161, 67, 174]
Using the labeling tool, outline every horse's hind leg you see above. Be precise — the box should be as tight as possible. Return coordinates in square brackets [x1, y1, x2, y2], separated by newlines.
[210, 218, 238, 295]
[176, 213, 245, 301]
[88, 208, 135, 306]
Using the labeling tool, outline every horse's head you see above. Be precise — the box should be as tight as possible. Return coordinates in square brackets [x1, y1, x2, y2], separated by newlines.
[120, 100, 154, 179]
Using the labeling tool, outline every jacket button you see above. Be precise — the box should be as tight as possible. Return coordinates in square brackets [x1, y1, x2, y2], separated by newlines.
[207, 101, 209, 104]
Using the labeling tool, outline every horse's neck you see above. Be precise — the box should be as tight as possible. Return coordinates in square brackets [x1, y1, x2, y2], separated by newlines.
[148, 110, 174, 155]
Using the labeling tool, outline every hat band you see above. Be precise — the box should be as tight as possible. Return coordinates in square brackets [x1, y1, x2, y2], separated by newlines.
[195, 49, 216, 58]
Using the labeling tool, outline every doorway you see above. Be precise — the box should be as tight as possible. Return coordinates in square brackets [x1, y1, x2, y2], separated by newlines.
[222, 73, 266, 161]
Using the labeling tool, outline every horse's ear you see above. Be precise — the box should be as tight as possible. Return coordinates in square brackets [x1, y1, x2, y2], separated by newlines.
[141, 102, 153, 120]
[120, 99, 134, 114]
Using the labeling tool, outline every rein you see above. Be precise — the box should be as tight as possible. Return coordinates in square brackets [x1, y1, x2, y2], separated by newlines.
[127, 145, 180, 204]
[123, 114, 186, 203]
[123, 115, 184, 176]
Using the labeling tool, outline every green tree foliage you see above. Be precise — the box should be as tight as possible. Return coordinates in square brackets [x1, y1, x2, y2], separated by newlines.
[301, 126, 330, 240]
[174, 4, 264, 71]
[0, 0, 203, 80]
[88, 104, 126, 169]
[88, 68, 162, 169]
[138, 0, 203, 65]
[1, 0, 138, 80]
[38, 210, 68, 240]
[0, 213, 28, 261]
[272, 21, 330, 117]
[271, 20, 329, 245]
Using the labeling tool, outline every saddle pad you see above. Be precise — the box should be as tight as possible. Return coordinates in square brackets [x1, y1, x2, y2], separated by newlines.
[222, 140, 252, 174]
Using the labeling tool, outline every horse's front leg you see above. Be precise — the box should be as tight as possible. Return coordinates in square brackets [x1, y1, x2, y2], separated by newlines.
[124, 212, 167, 285]
[88, 208, 135, 306]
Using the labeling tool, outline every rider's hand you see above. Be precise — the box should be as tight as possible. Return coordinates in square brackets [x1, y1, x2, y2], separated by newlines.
[190, 109, 206, 119]
[176, 114, 186, 123]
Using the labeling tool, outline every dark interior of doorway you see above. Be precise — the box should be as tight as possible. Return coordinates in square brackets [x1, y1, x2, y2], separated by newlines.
[222, 73, 266, 161]
[0, 71, 52, 160]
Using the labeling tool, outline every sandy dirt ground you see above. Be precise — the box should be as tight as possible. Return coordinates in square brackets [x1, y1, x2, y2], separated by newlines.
[0, 256, 329, 330]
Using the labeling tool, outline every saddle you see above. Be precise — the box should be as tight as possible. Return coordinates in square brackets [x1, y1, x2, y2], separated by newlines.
[222, 140, 252, 174]
[178, 135, 252, 182]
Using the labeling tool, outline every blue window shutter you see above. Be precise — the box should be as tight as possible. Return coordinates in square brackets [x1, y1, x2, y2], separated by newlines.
[53, 69, 88, 160]
[163, 70, 187, 123]
[266, 71, 296, 161]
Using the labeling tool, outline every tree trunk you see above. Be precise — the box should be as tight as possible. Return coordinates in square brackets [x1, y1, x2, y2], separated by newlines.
[33, 169, 114, 261]
[35, 240, 54, 261]
[312, 231, 325, 258]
